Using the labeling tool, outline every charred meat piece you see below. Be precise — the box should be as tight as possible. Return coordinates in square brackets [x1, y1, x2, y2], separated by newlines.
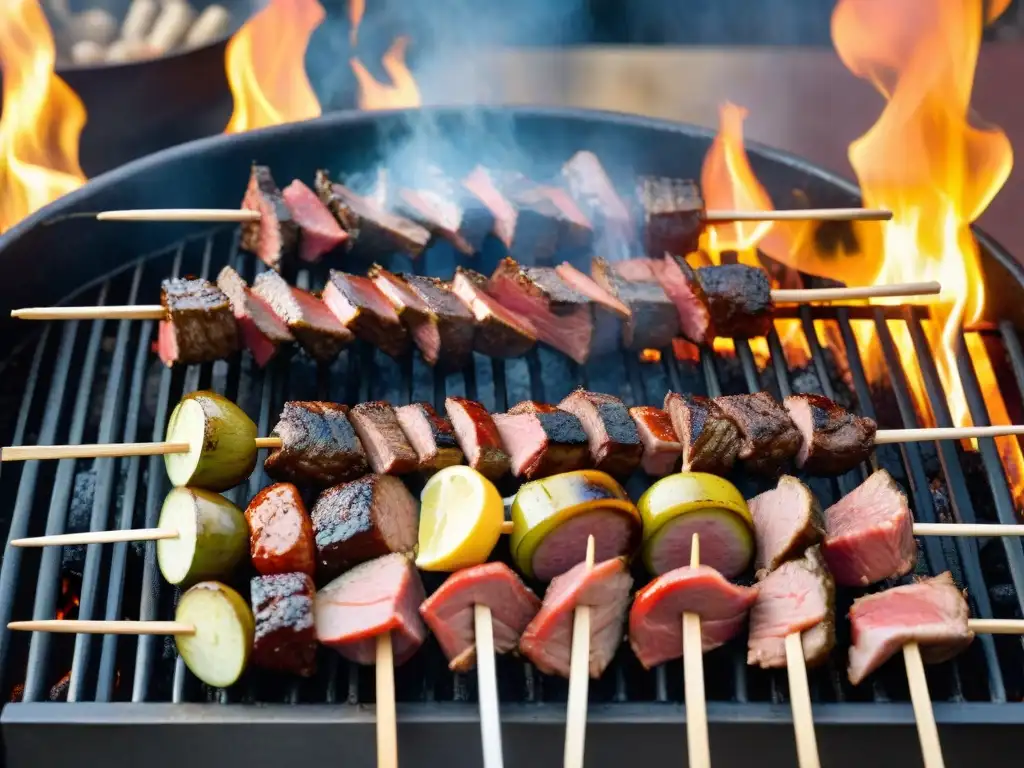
[554, 260, 630, 356]
[445, 396, 511, 480]
[696, 264, 774, 339]
[498, 171, 593, 262]
[784, 393, 878, 475]
[282, 179, 349, 262]
[487, 258, 593, 364]
[452, 267, 536, 358]
[847, 572, 974, 686]
[629, 406, 682, 476]
[264, 401, 369, 486]
[252, 270, 353, 363]
[245, 482, 315, 577]
[323, 270, 409, 358]
[748, 545, 835, 669]
[216, 266, 292, 368]
[311, 474, 418, 577]
[462, 165, 516, 249]
[419, 562, 541, 672]
[519, 556, 633, 679]
[251, 572, 318, 677]
[637, 176, 704, 260]
[748, 475, 824, 579]
[714, 392, 802, 475]
[370, 263, 430, 327]
[591, 257, 680, 350]
[241, 164, 299, 271]
[629, 564, 758, 669]
[664, 392, 741, 475]
[493, 401, 590, 480]
[558, 388, 642, 477]
[395, 166, 493, 254]
[314, 168, 359, 231]
[315, 553, 427, 666]
[562, 150, 634, 258]
[158, 277, 239, 367]
[395, 402, 464, 474]
[400, 274, 476, 371]
[649, 253, 714, 345]
[823, 468, 916, 587]
[348, 401, 420, 475]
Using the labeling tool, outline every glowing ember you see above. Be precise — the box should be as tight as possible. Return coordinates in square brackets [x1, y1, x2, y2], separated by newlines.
[351, 36, 421, 110]
[224, 0, 324, 134]
[639, 349, 662, 364]
[0, 0, 86, 233]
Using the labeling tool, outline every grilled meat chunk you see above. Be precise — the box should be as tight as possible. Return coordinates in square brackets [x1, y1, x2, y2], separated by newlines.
[264, 401, 368, 486]
[637, 176, 704, 260]
[748, 475, 824, 579]
[323, 270, 409, 358]
[241, 164, 299, 271]
[784, 393, 878, 475]
[462, 165, 516, 249]
[847, 572, 974, 686]
[748, 545, 835, 669]
[558, 388, 642, 477]
[488, 258, 593, 364]
[629, 564, 758, 669]
[251, 572, 318, 677]
[493, 401, 590, 479]
[315, 553, 427, 666]
[216, 266, 292, 368]
[245, 482, 315, 577]
[419, 562, 541, 672]
[649, 253, 714, 345]
[252, 270, 353, 363]
[629, 406, 682, 476]
[562, 150, 634, 259]
[347, 401, 420, 475]
[714, 392, 802, 475]
[452, 267, 536, 358]
[554, 260, 630, 356]
[282, 178, 349, 262]
[591, 257, 680, 350]
[444, 396, 511, 480]
[664, 392, 741, 475]
[519, 556, 633, 679]
[394, 166, 493, 254]
[401, 274, 476, 371]
[823, 468, 916, 587]
[696, 264, 774, 339]
[158, 277, 239, 366]
[311, 474, 418, 576]
[395, 402, 464, 474]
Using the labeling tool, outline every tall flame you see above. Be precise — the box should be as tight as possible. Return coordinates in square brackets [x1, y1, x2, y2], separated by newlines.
[224, 0, 324, 134]
[0, 0, 86, 233]
[349, 3, 421, 111]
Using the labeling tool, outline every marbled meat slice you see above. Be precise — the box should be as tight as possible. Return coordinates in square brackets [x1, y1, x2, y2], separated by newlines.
[264, 401, 369, 486]
[637, 176, 704, 260]
[419, 562, 541, 672]
[445, 396, 511, 480]
[241, 164, 299, 271]
[629, 564, 758, 669]
[462, 165, 516, 249]
[487, 258, 593, 364]
[714, 392, 802, 475]
[493, 401, 590, 479]
[282, 178, 349, 262]
[315, 553, 427, 666]
[311, 474, 418, 577]
[401, 274, 477, 371]
[348, 401, 420, 475]
[784, 393, 877, 475]
[629, 406, 682, 476]
[696, 264, 774, 339]
[394, 165, 493, 254]
[823, 468, 916, 587]
[395, 402, 464, 474]
[649, 253, 715, 345]
[847, 572, 974, 686]
[748, 474, 824, 579]
[323, 270, 409, 358]
[369, 263, 431, 328]
[252, 270, 353, 363]
[591, 257, 680, 350]
[216, 266, 292, 368]
[158, 277, 239, 366]
[747, 545, 835, 669]
[562, 150, 634, 259]
[251, 572, 318, 677]
[452, 267, 536, 358]
[245, 482, 315, 576]
[554, 260, 629, 356]
[558, 388, 642, 477]
[499, 172, 592, 262]
[519, 556, 633, 679]
[664, 392, 741, 475]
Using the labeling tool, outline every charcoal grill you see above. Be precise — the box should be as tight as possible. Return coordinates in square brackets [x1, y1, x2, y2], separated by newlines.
[0, 106, 1023, 768]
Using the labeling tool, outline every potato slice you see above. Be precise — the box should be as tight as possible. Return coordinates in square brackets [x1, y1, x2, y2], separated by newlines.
[165, 390, 257, 491]
[175, 581, 254, 689]
[157, 487, 248, 587]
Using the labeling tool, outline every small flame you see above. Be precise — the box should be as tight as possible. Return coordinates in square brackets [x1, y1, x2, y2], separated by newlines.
[224, 0, 324, 134]
[351, 36, 421, 110]
[0, 0, 86, 233]
[350, 0, 365, 45]
[639, 349, 662, 364]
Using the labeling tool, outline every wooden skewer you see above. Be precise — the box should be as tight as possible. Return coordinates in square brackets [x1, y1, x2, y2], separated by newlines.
[704, 208, 891, 223]
[682, 533, 710, 768]
[96, 209, 262, 222]
[875, 425, 1024, 444]
[11, 305, 165, 320]
[376, 632, 398, 768]
[903, 642, 944, 768]
[474, 604, 504, 768]
[563, 534, 596, 768]
[784, 632, 820, 768]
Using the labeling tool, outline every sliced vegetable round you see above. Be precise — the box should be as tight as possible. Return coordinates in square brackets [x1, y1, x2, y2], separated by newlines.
[157, 487, 248, 587]
[174, 581, 254, 689]
[416, 466, 504, 572]
[164, 390, 258, 491]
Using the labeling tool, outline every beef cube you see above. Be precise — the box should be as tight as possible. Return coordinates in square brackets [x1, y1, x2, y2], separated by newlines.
[445, 396, 511, 480]
[562, 150, 635, 259]
[452, 267, 536, 358]
[240, 164, 299, 271]
[664, 392, 741, 475]
[394, 165, 493, 254]
[637, 176, 704, 260]
[314, 168, 359, 231]
[714, 392, 802, 475]
[251, 572, 318, 677]
[493, 400, 590, 479]
[558, 388, 642, 477]
[401, 274, 476, 371]
[264, 401, 369, 486]
[554, 260, 630, 356]
[323, 270, 409, 358]
[462, 165, 516, 249]
[395, 402, 464, 474]
[158, 277, 239, 366]
[216, 266, 293, 368]
[748, 475, 824, 579]
[629, 406, 682, 476]
[495, 171, 592, 262]
[591, 256, 680, 350]
[245, 482, 315, 577]
[696, 264, 774, 339]
[281, 179, 349, 262]
[649, 253, 715, 345]
[784, 393, 878, 475]
[252, 270, 353, 363]
[347, 401, 420, 475]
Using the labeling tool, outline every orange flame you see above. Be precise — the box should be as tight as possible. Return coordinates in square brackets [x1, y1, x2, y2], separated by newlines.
[351, 35, 421, 110]
[224, 0, 324, 134]
[0, 0, 86, 233]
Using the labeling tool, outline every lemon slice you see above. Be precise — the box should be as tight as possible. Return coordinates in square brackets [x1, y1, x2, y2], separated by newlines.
[416, 466, 504, 572]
